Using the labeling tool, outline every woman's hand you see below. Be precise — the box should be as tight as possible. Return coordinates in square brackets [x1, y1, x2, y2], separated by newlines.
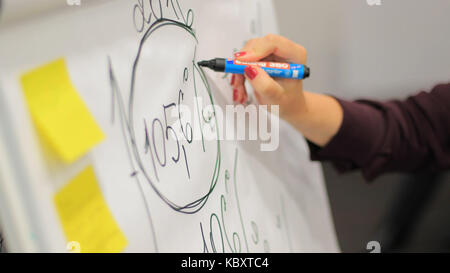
[231, 34, 343, 147]
[231, 34, 307, 123]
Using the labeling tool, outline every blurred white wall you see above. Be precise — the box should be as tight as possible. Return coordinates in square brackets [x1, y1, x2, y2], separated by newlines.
[0, 0, 109, 27]
[274, 0, 450, 100]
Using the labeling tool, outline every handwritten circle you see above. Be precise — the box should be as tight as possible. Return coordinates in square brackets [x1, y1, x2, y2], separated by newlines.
[128, 19, 221, 214]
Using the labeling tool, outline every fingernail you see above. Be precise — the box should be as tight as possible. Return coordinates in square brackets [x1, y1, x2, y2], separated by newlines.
[233, 89, 238, 101]
[234, 51, 246, 58]
[230, 74, 235, 85]
[244, 66, 258, 80]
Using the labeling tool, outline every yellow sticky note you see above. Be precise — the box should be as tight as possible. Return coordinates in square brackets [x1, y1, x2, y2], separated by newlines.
[54, 166, 127, 253]
[21, 58, 105, 163]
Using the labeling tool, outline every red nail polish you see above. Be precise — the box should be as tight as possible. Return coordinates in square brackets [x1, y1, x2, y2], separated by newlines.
[231, 74, 235, 85]
[234, 51, 246, 58]
[244, 66, 258, 80]
[233, 89, 238, 101]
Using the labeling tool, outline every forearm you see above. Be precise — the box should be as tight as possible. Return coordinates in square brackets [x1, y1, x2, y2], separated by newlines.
[296, 84, 450, 181]
[232, 34, 450, 181]
[286, 91, 344, 147]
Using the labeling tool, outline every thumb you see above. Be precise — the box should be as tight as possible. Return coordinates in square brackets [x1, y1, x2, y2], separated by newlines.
[244, 66, 283, 102]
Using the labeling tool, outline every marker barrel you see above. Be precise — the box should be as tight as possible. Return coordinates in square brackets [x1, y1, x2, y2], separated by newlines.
[224, 59, 309, 80]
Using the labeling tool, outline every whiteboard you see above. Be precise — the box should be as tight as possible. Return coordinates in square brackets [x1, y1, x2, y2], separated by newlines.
[0, 0, 339, 252]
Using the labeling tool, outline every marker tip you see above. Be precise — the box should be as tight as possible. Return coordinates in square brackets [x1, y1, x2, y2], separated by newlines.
[197, 60, 208, 67]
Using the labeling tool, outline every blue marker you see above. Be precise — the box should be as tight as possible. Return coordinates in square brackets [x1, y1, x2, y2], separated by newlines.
[198, 58, 310, 80]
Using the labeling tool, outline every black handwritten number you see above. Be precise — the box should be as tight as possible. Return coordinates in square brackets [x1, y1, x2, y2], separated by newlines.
[184, 8, 194, 28]
[152, 119, 167, 167]
[173, 0, 193, 27]
[163, 103, 180, 163]
[142, 70, 193, 181]
[133, 0, 193, 33]
[178, 90, 193, 143]
[179, 69, 193, 143]
[183, 67, 189, 82]
[149, 0, 163, 20]
[178, 68, 193, 178]
[144, 119, 160, 181]
[221, 195, 242, 253]
[133, 0, 145, 33]
[209, 213, 225, 253]
[142, 66, 196, 180]
[145, 101, 191, 179]
[201, 151, 259, 253]
[182, 145, 190, 179]
[132, 0, 163, 33]
[149, 111, 191, 180]
[164, 77, 193, 179]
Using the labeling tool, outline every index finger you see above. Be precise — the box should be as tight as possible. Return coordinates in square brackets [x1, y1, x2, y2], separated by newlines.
[236, 34, 307, 64]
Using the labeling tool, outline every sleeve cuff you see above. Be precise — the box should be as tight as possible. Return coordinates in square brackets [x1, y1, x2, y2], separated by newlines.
[308, 97, 386, 168]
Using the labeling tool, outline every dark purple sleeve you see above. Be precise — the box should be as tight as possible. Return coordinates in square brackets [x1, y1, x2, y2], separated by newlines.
[308, 83, 450, 181]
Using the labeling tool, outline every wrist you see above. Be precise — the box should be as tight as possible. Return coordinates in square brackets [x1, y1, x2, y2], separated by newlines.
[285, 91, 344, 147]
[283, 91, 310, 125]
